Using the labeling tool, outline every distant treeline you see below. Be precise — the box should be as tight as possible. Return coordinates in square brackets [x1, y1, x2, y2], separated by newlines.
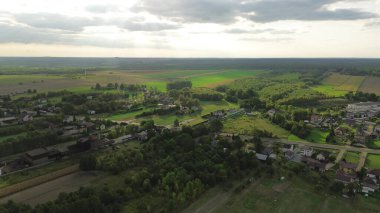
[1, 58, 380, 75]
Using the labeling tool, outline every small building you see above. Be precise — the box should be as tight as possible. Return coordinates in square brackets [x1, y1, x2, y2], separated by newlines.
[0, 117, 18, 126]
[115, 134, 134, 143]
[24, 148, 50, 165]
[284, 150, 295, 160]
[136, 131, 148, 141]
[87, 110, 96, 115]
[362, 178, 378, 194]
[256, 153, 268, 161]
[63, 115, 75, 123]
[267, 109, 276, 118]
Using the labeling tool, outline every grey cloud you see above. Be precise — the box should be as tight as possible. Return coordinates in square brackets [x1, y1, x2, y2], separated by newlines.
[134, 0, 240, 23]
[14, 13, 104, 31]
[0, 23, 132, 48]
[85, 5, 121, 13]
[225, 28, 295, 34]
[123, 22, 180, 31]
[136, 0, 378, 24]
[244, 0, 377, 23]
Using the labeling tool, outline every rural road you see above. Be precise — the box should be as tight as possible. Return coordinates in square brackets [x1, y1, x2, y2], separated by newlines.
[0, 171, 100, 207]
[260, 138, 380, 155]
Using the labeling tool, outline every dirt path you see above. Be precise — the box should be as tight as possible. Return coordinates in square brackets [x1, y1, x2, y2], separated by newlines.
[356, 152, 367, 172]
[0, 171, 100, 207]
[335, 149, 346, 163]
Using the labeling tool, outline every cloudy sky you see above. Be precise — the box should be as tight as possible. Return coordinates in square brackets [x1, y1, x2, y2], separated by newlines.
[0, 0, 380, 57]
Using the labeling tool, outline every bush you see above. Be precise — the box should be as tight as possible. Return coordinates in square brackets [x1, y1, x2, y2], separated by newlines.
[80, 155, 97, 171]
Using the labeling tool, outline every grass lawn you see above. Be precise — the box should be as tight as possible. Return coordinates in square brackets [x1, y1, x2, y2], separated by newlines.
[343, 152, 360, 164]
[305, 129, 329, 144]
[213, 177, 380, 213]
[0, 133, 26, 143]
[287, 134, 304, 142]
[366, 154, 380, 169]
[223, 115, 290, 138]
[367, 140, 380, 149]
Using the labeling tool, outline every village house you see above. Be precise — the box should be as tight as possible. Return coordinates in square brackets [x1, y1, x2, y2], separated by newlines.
[346, 102, 380, 119]
[367, 169, 380, 180]
[362, 178, 378, 194]
[0, 117, 18, 126]
[310, 115, 324, 127]
[334, 127, 350, 138]
[339, 161, 357, 174]
[335, 170, 358, 184]
[115, 134, 134, 143]
[304, 157, 326, 172]
[300, 146, 313, 157]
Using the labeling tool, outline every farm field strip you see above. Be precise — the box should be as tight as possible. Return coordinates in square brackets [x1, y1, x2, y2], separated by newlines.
[358, 77, 380, 95]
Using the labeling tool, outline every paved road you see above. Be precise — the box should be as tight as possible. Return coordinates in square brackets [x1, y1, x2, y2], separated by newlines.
[0, 171, 100, 207]
[261, 138, 380, 155]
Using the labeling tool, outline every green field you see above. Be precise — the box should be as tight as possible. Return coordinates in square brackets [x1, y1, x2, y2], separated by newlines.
[144, 70, 265, 92]
[311, 85, 347, 97]
[212, 177, 380, 213]
[366, 154, 380, 169]
[305, 129, 329, 144]
[223, 115, 290, 138]
[343, 152, 360, 164]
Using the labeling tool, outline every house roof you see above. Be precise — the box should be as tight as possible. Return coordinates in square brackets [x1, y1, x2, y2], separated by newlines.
[26, 148, 49, 157]
[306, 158, 326, 169]
[340, 161, 357, 170]
[335, 170, 356, 183]
[256, 153, 268, 161]
[363, 178, 378, 189]
[368, 169, 380, 176]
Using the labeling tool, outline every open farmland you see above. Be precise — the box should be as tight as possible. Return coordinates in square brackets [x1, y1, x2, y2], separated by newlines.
[321, 73, 365, 92]
[358, 77, 380, 95]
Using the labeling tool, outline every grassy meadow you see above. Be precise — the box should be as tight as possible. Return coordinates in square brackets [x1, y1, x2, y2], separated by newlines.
[366, 154, 380, 169]
[343, 152, 360, 164]
[223, 115, 290, 138]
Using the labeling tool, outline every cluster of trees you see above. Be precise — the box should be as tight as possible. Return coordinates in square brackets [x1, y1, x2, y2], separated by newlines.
[94, 83, 146, 92]
[345, 91, 379, 102]
[271, 112, 311, 139]
[0, 130, 72, 157]
[192, 92, 223, 101]
[167, 81, 192, 90]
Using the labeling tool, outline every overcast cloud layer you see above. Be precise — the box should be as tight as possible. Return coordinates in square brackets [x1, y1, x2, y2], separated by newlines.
[0, 0, 379, 57]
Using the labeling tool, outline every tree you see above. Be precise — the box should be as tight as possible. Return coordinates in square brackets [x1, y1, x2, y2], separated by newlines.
[329, 181, 344, 194]
[174, 119, 180, 127]
[80, 155, 97, 171]
[209, 119, 223, 133]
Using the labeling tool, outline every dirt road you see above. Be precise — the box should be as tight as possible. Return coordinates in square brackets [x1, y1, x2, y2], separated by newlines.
[0, 171, 100, 207]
